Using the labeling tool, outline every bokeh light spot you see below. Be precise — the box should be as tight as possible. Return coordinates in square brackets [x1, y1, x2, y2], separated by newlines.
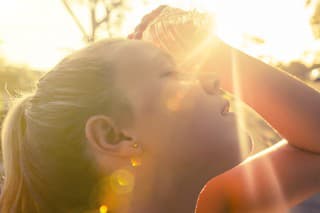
[99, 205, 108, 213]
[130, 157, 142, 167]
[110, 169, 135, 194]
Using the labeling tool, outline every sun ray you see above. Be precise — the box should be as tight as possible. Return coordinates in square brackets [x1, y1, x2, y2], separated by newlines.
[231, 46, 286, 211]
[230, 51, 251, 159]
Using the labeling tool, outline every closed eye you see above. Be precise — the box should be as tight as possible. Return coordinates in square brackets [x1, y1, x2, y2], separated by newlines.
[160, 70, 180, 78]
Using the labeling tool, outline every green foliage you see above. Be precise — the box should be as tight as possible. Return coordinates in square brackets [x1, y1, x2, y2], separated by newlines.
[0, 61, 41, 95]
[0, 58, 42, 121]
[0, 58, 42, 164]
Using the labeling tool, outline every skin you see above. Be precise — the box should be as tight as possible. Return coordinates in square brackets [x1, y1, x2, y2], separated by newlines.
[130, 6, 320, 212]
[85, 40, 249, 212]
[196, 41, 320, 213]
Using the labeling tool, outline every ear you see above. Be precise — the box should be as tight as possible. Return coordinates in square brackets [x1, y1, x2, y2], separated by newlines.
[85, 115, 142, 158]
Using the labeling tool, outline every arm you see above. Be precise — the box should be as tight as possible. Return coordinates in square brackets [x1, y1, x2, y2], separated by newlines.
[196, 140, 320, 213]
[206, 40, 320, 153]
[195, 41, 320, 212]
[131, 6, 320, 152]
[129, 7, 320, 211]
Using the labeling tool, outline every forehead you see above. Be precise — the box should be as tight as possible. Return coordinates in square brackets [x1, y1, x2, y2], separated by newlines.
[113, 41, 175, 79]
[110, 41, 175, 119]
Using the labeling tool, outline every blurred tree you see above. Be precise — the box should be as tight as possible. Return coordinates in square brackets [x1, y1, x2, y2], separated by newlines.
[62, 0, 130, 42]
[306, 0, 320, 38]
[0, 59, 42, 120]
[302, 1, 320, 81]
[0, 58, 42, 165]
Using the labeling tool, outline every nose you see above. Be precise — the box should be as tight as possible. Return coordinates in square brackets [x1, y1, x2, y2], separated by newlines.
[200, 77, 221, 95]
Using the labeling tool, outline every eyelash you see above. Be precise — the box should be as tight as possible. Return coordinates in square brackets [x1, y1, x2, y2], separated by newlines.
[161, 71, 179, 78]
[163, 71, 195, 82]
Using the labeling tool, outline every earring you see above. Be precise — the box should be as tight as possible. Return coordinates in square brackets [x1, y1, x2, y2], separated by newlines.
[130, 157, 142, 167]
[131, 142, 139, 149]
[130, 142, 142, 167]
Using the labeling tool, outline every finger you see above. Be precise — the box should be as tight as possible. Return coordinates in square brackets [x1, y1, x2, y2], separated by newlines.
[135, 32, 143, 40]
[128, 33, 134, 39]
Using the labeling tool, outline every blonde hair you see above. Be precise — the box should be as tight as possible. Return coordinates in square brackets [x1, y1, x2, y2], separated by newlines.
[0, 96, 38, 212]
[0, 39, 135, 212]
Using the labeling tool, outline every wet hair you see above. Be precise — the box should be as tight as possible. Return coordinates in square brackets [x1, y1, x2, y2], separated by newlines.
[0, 39, 135, 212]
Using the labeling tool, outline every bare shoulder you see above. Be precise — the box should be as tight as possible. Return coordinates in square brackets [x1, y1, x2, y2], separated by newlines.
[197, 139, 320, 213]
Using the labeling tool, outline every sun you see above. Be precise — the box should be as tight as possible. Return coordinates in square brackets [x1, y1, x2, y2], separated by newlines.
[0, 0, 85, 70]
[0, 0, 315, 69]
[190, 0, 314, 64]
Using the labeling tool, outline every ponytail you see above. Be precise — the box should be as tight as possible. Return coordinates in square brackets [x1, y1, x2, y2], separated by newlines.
[0, 39, 135, 212]
[0, 96, 38, 212]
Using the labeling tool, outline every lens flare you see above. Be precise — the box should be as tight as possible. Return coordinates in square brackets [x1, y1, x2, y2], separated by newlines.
[230, 51, 251, 159]
[99, 205, 108, 213]
[130, 157, 142, 167]
[110, 169, 135, 194]
[231, 50, 286, 210]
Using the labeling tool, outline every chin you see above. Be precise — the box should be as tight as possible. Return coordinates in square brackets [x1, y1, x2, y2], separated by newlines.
[221, 132, 253, 171]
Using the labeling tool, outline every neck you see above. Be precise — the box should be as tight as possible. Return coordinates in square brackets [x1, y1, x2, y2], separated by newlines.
[129, 165, 205, 213]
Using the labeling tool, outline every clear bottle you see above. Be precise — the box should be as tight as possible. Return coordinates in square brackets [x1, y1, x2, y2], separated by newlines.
[142, 7, 214, 71]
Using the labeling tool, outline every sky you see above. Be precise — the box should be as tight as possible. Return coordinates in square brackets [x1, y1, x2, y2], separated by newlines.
[0, 0, 318, 70]
[0, 0, 86, 70]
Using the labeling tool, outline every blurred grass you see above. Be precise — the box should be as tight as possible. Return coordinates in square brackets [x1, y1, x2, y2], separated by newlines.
[0, 58, 42, 170]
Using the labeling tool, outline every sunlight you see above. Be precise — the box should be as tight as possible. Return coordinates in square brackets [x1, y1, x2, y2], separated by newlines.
[2, 0, 176, 70]
[164, 34, 217, 112]
[228, 49, 288, 211]
[130, 157, 142, 167]
[241, 142, 288, 211]
[0, 0, 85, 70]
[231, 36, 287, 212]
[125, 0, 316, 66]
[195, 0, 314, 64]
[99, 205, 109, 213]
[230, 52, 251, 159]
[110, 169, 135, 195]
[1, 0, 315, 69]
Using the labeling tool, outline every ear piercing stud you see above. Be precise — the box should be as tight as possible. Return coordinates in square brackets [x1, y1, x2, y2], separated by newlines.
[130, 157, 142, 167]
[132, 142, 139, 148]
[130, 142, 142, 167]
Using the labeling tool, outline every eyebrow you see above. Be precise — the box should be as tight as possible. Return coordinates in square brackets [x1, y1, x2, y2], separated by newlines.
[159, 69, 218, 81]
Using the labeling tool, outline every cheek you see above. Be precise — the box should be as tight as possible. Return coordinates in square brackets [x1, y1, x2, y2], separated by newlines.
[188, 116, 240, 156]
[163, 108, 243, 170]
[133, 81, 244, 167]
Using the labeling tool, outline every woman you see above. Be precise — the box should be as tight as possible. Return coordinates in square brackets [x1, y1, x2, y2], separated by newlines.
[0, 39, 250, 212]
[0, 10, 319, 213]
[131, 5, 320, 213]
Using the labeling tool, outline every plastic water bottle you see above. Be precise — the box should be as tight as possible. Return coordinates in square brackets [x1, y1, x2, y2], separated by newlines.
[142, 7, 214, 70]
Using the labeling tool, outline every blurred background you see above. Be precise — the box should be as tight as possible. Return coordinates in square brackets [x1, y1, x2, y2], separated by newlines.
[1, 0, 320, 211]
